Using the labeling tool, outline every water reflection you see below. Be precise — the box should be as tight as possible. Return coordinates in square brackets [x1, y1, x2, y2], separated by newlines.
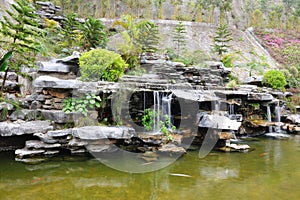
[200, 167, 239, 180]
[1, 138, 300, 199]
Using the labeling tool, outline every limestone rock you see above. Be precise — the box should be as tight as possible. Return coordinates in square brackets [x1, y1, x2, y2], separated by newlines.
[33, 132, 58, 144]
[31, 101, 43, 109]
[36, 94, 46, 101]
[244, 76, 263, 85]
[44, 150, 60, 156]
[219, 143, 250, 152]
[0, 121, 53, 137]
[157, 143, 186, 154]
[56, 51, 80, 64]
[15, 148, 45, 158]
[247, 93, 274, 101]
[33, 76, 82, 89]
[68, 139, 88, 147]
[73, 126, 136, 140]
[0, 80, 18, 91]
[38, 62, 71, 73]
[286, 115, 300, 124]
[0, 72, 18, 81]
[9, 109, 39, 121]
[198, 113, 241, 130]
[26, 140, 61, 149]
[40, 110, 98, 124]
[47, 129, 73, 138]
[0, 102, 14, 111]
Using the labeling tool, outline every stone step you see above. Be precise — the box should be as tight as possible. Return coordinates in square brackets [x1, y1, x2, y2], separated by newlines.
[26, 140, 61, 149]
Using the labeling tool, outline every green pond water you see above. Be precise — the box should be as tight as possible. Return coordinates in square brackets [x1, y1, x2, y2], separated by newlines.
[1, 136, 300, 200]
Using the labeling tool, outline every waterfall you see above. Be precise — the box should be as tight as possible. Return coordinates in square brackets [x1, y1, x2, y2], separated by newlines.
[162, 94, 172, 129]
[143, 91, 146, 112]
[215, 100, 220, 111]
[275, 101, 281, 123]
[153, 91, 160, 132]
[275, 101, 283, 133]
[229, 104, 235, 115]
[267, 104, 273, 133]
[265, 103, 289, 138]
[151, 92, 173, 133]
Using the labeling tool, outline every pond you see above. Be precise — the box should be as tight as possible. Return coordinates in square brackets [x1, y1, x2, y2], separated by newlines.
[1, 136, 300, 200]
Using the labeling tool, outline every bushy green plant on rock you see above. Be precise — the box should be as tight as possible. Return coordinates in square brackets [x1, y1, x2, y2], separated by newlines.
[263, 69, 287, 90]
[79, 49, 128, 82]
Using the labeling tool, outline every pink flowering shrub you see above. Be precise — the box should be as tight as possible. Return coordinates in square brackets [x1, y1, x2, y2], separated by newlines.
[255, 29, 300, 88]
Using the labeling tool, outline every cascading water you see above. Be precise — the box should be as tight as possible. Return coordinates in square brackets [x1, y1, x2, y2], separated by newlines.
[275, 101, 281, 123]
[153, 91, 160, 132]
[267, 104, 273, 133]
[275, 101, 282, 133]
[151, 91, 173, 133]
[214, 100, 220, 111]
[162, 94, 172, 129]
[229, 104, 235, 115]
[265, 103, 289, 138]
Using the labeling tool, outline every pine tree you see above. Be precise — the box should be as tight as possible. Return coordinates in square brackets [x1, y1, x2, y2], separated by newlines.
[213, 23, 233, 56]
[136, 21, 160, 53]
[0, 0, 43, 93]
[172, 22, 187, 56]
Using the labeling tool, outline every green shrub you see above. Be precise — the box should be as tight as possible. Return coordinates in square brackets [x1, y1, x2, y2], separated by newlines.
[221, 53, 236, 68]
[79, 17, 108, 50]
[262, 70, 287, 90]
[226, 80, 239, 89]
[79, 49, 128, 82]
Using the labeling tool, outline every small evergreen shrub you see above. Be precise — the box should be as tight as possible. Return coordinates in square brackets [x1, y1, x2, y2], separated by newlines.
[79, 49, 128, 82]
[263, 70, 287, 90]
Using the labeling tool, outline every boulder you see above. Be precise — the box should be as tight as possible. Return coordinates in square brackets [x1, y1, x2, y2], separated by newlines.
[47, 129, 73, 138]
[9, 109, 39, 121]
[73, 126, 136, 140]
[0, 72, 18, 81]
[33, 76, 82, 89]
[0, 121, 53, 137]
[286, 115, 300, 124]
[247, 93, 274, 101]
[31, 101, 43, 109]
[244, 76, 263, 85]
[38, 62, 71, 73]
[56, 51, 80, 64]
[68, 139, 88, 147]
[157, 143, 186, 154]
[198, 113, 242, 130]
[219, 143, 250, 152]
[0, 102, 14, 111]
[0, 80, 18, 91]
[15, 148, 45, 158]
[33, 132, 58, 144]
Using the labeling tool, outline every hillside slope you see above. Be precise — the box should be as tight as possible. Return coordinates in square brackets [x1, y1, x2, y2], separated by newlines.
[0, 0, 14, 18]
[106, 19, 279, 80]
